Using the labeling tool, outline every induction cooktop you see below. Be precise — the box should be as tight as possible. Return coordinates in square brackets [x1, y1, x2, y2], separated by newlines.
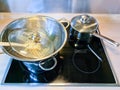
[2, 36, 118, 86]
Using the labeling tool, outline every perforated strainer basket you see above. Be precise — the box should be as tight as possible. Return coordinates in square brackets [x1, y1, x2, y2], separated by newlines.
[0, 15, 68, 62]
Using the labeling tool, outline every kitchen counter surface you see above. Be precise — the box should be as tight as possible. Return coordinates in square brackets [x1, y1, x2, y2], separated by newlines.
[0, 13, 120, 90]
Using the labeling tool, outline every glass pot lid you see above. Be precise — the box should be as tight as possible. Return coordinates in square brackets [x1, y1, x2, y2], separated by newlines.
[71, 15, 98, 33]
[8, 28, 54, 59]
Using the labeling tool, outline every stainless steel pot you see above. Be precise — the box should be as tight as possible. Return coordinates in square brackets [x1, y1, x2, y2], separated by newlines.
[0, 15, 68, 72]
[69, 15, 119, 49]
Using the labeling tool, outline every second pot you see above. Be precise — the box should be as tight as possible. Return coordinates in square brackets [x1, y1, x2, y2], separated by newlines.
[69, 14, 119, 49]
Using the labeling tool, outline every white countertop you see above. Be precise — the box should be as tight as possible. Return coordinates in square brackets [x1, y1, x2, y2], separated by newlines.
[0, 13, 120, 90]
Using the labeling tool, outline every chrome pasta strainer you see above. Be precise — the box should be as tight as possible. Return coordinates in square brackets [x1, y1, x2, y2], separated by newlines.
[0, 15, 68, 62]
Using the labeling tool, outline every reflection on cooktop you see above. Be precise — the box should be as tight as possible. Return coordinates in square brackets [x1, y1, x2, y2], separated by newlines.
[3, 36, 117, 85]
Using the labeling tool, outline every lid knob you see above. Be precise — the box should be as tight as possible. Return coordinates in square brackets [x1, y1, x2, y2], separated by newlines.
[79, 15, 90, 24]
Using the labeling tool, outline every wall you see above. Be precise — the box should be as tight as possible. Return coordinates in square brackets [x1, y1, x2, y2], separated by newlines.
[0, 0, 120, 13]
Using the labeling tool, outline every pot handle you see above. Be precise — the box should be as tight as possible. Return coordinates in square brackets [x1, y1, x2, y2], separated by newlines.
[92, 33, 120, 47]
[58, 18, 69, 29]
[38, 57, 57, 71]
[0, 48, 4, 54]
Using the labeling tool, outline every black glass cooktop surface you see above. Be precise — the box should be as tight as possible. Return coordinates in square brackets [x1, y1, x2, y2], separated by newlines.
[3, 36, 117, 85]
